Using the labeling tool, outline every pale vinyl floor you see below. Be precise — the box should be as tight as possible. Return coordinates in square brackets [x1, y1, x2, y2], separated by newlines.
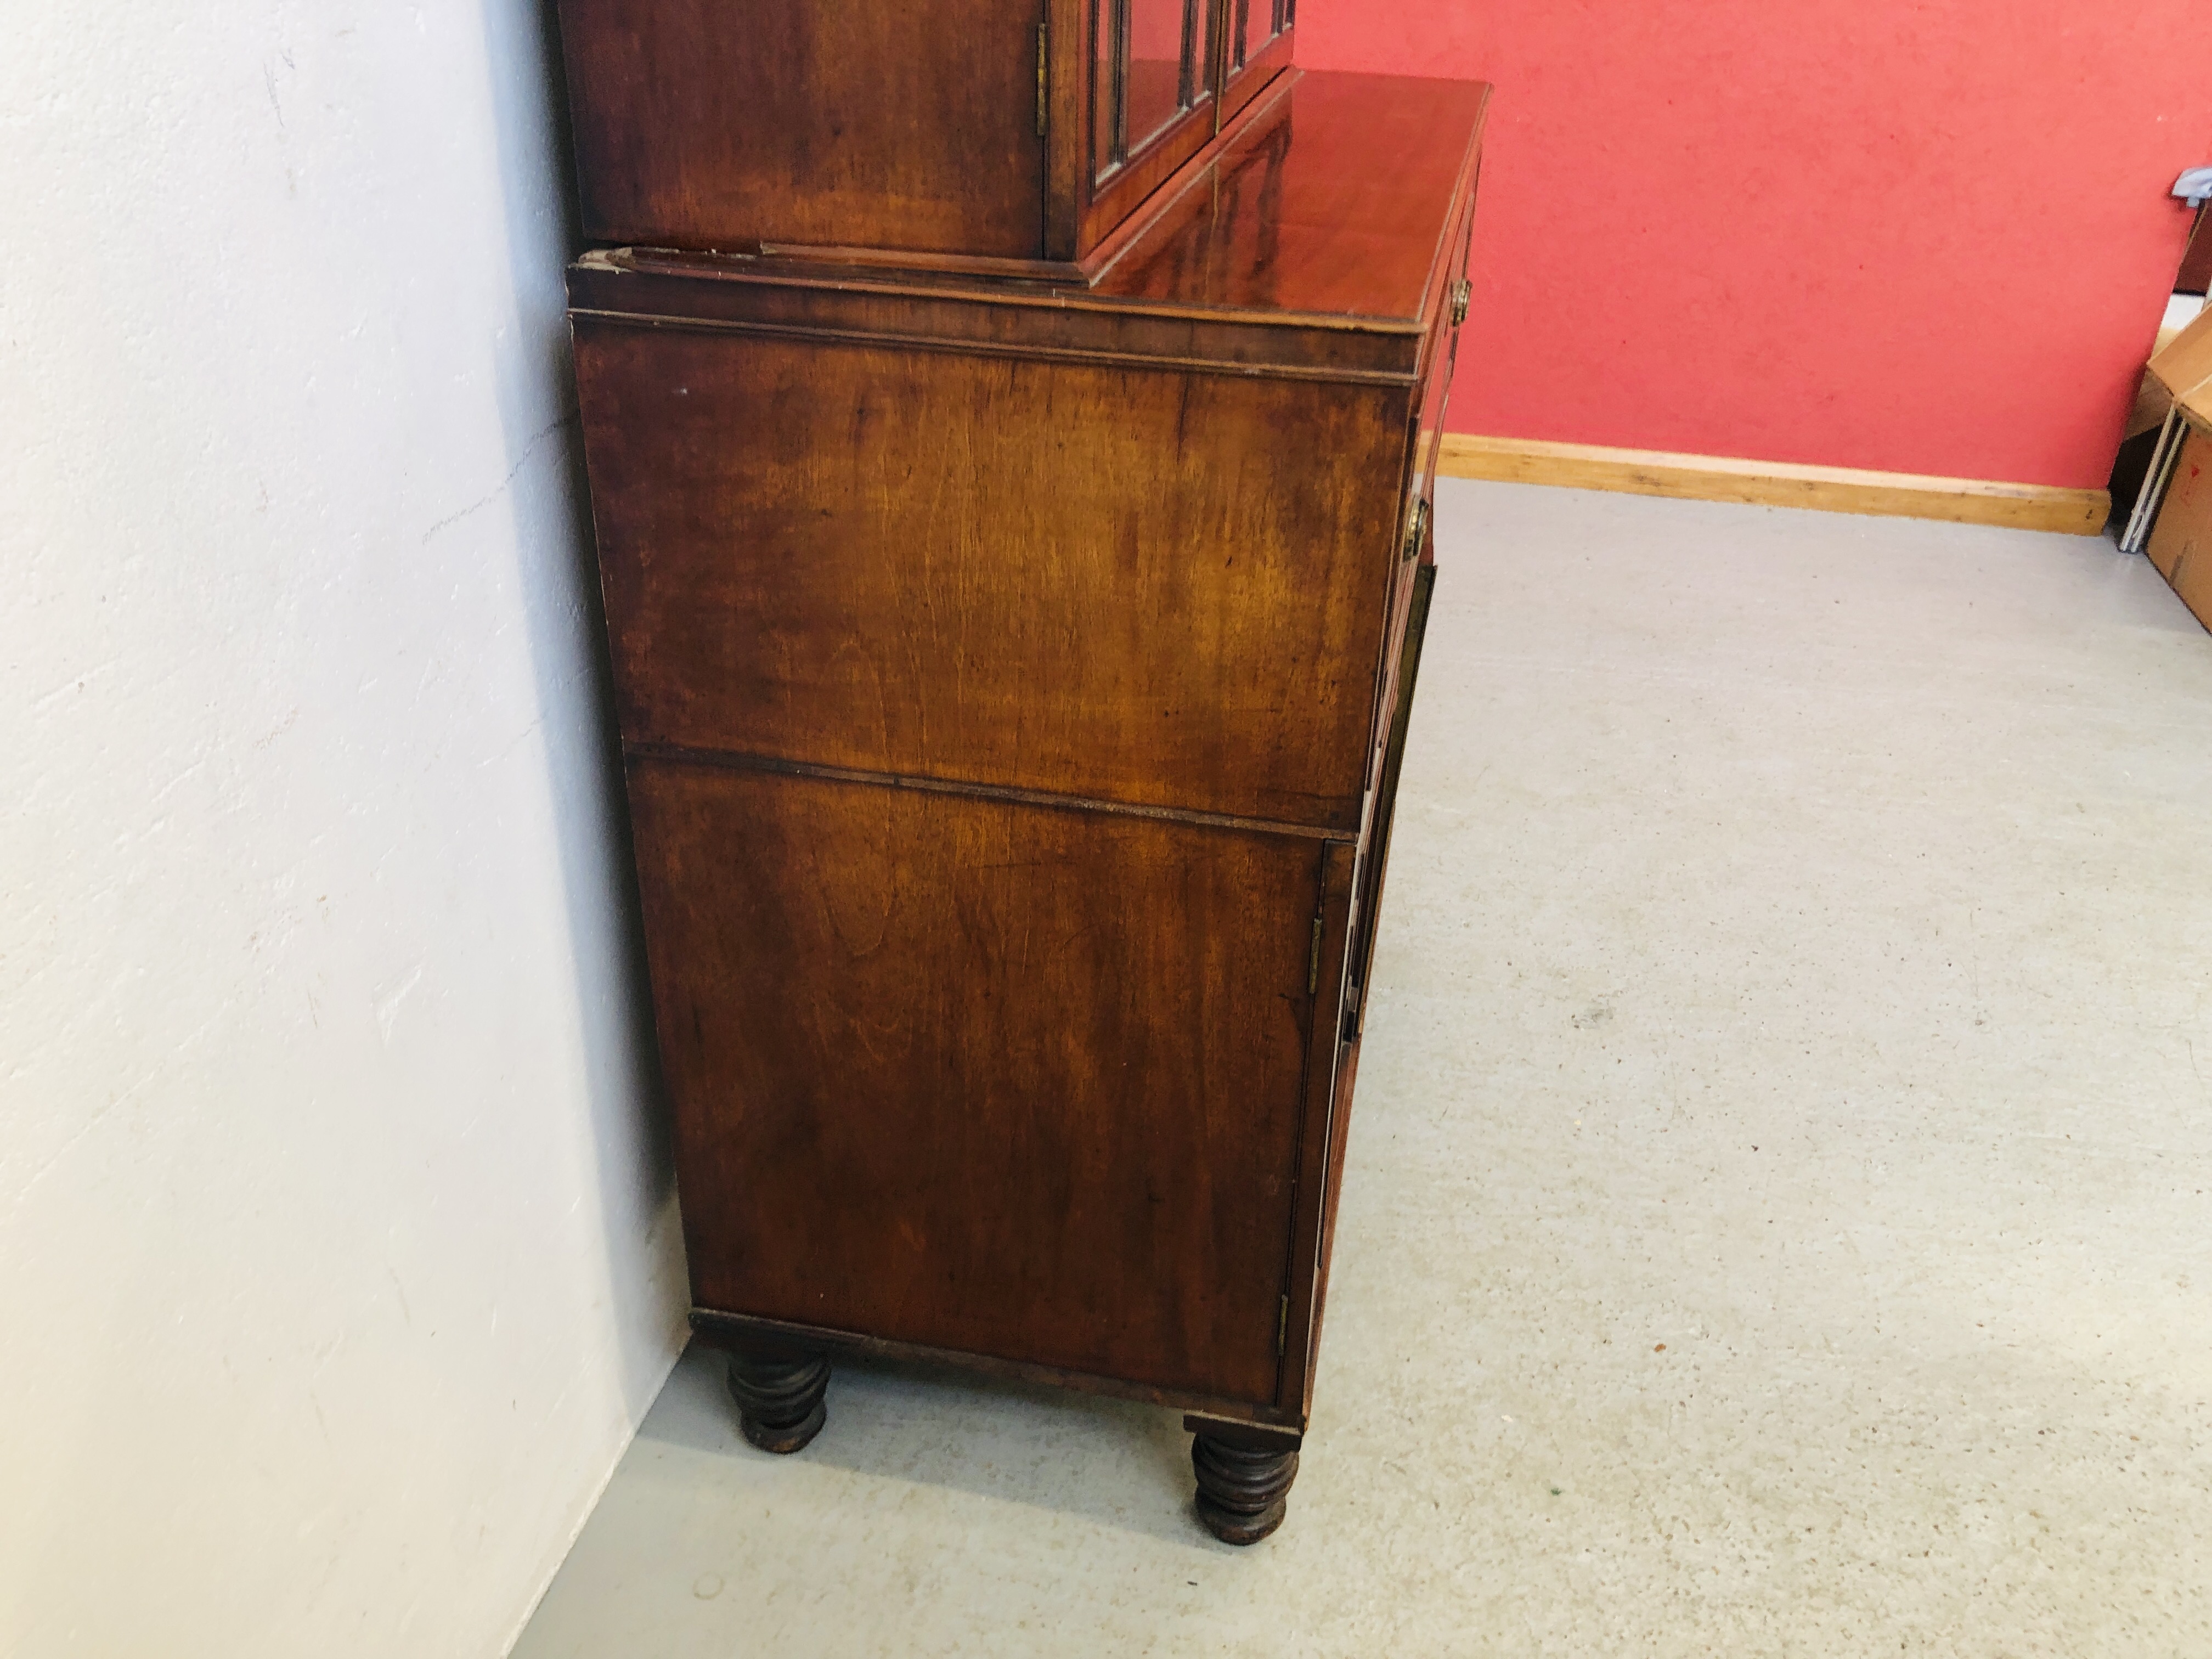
[511, 478, 2212, 1657]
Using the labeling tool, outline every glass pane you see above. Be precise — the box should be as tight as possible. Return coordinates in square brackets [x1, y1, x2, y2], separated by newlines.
[1238, 0, 1274, 69]
[1124, 0, 1192, 156]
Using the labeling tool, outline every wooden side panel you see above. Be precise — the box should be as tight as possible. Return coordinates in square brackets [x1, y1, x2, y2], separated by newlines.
[629, 759, 1323, 1404]
[573, 320, 1404, 830]
[555, 0, 1044, 257]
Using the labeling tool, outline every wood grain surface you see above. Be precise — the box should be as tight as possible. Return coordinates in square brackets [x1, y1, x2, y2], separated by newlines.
[556, 0, 1045, 256]
[573, 318, 1408, 831]
[628, 759, 1331, 1404]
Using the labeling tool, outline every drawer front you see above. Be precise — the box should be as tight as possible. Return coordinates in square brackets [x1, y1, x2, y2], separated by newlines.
[628, 758, 1330, 1404]
[1358, 291, 1457, 844]
[1417, 168, 1479, 511]
[1359, 173, 1473, 812]
[574, 319, 1406, 831]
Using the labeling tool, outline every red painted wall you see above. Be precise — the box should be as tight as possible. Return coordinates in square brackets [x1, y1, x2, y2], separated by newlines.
[1300, 3, 2212, 488]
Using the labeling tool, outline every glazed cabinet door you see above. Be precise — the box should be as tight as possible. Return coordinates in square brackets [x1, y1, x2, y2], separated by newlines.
[1093, 0, 1209, 177]
[1074, 0, 1293, 256]
[1077, 0, 1218, 252]
[1219, 0, 1293, 125]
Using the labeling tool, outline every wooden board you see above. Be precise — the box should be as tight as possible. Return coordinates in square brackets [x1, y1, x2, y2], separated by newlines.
[627, 759, 1330, 1405]
[1437, 435, 2111, 535]
[574, 319, 1407, 832]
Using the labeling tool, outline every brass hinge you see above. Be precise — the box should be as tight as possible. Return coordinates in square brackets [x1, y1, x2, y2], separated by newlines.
[1450, 276, 1472, 328]
[1278, 1295, 1289, 1355]
[1036, 21, 1049, 138]
[1307, 917, 1323, 994]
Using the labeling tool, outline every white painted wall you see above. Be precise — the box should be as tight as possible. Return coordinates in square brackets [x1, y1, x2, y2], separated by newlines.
[2, 5, 687, 1654]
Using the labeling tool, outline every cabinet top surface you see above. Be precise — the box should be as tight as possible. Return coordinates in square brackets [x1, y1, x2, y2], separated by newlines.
[1090, 71, 1489, 326]
[573, 71, 1489, 339]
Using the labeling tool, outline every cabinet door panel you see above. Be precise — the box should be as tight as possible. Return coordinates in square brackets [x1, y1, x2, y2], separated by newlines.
[574, 320, 1402, 830]
[631, 760, 1322, 1404]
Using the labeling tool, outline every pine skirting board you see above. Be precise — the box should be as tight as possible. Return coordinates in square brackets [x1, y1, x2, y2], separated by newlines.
[1436, 435, 2111, 535]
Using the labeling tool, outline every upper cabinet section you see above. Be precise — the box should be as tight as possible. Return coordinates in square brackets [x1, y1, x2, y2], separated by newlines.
[554, 0, 1295, 274]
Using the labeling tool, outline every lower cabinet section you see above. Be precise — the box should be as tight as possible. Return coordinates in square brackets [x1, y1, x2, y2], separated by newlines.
[625, 756, 1339, 1407]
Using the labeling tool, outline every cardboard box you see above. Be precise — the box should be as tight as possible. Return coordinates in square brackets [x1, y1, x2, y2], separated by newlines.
[2123, 308, 2212, 560]
[2127, 302, 2212, 440]
[2147, 303, 2212, 425]
[2147, 428, 2212, 634]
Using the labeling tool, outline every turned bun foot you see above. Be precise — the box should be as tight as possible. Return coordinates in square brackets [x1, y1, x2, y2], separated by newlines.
[1187, 1419, 1302, 1545]
[726, 1350, 831, 1454]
